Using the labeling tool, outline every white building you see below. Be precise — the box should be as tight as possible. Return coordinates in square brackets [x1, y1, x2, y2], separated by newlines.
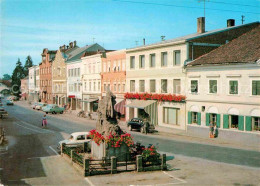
[28, 65, 40, 102]
[81, 53, 103, 113]
[186, 26, 260, 141]
[125, 18, 259, 130]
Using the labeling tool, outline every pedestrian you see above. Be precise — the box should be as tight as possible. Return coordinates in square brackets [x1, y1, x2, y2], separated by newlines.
[209, 122, 214, 138]
[213, 124, 218, 138]
[42, 114, 47, 128]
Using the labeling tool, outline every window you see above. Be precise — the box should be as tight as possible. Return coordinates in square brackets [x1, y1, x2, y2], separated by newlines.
[130, 80, 135, 92]
[253, 117, 260, 131]
[192, 112, 198, 124]
[74, 83, 77, 92]
[161, 79, 167, 93]
[89, 82, 91, 91]
[173, 50, 181, 65]
[114, 83, 117, 92]
[150, 80, 156, 93]
[122, 84, 125, 92]
[94, 82, 96, 91]
[78, 83, 80, 92]
[130, 56, 135, 69]
[252, 80, 260, 95]
[209, 80, 217, 94]
[118, 61, 120, 71]
[150, 54, 156, 67]
[163, 107, 180, 125]
[84, 82, 87, 91]
[230, 115, 238, 129]
[173, 79, 181, 94]
[118, 84, 121, 92]
[139, 55, 145, 68]
[98, 82, 100, 91]
[107, 62, 110, 72]
[161, 52, 167, 67]
[78, 68, 80, 76]
[139, 80, 145, 92]
[77, 135, 85, 140]
[191, 80, 198, 93]
[229, 80, 238, 94]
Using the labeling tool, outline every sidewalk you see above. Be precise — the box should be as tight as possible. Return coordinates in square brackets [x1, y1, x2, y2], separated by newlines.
[15, 100, 260, 152]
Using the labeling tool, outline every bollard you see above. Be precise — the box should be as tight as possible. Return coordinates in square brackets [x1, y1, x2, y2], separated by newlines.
[161, 154, 167, 170]
[136, 155, 143, 172]
[111, 156, 117, 174]
[84, 159, 90, 176]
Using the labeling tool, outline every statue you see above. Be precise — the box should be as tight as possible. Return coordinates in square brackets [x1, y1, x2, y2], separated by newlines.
[96, 89, 124, 136]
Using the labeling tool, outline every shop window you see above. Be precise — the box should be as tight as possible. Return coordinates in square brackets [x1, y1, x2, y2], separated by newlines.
[230, 115, 238, 129]
[192, 112, 198, 124]
[163, 107, 180, 125]
[253, 117, 260, 131]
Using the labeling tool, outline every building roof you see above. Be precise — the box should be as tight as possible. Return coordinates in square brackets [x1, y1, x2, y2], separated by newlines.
[126, 21, 259, 52]
[187, 25, 260, 66]
[66, 43, 105, 63]
[0, 80, 11, 87]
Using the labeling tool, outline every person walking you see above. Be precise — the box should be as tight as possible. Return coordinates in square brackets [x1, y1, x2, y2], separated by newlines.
[42, 114, 47, 128]
[209, 122, 214, 138]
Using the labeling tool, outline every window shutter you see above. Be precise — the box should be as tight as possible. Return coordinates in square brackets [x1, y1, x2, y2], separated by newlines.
[223, 114, 229, 129]
[216, 114, 220, 128]
[197, 112, 201, 125]
[245, 116, 252, 131]
[206, 113, 210, 126]
[188, 112, 192, 124]
[238, 116, 244, 131]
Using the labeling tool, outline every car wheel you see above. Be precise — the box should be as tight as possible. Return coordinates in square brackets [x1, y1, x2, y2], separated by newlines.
[46, 112, 48, 114]
[60, 111, 63, 114]
[128, 125, 132, 131]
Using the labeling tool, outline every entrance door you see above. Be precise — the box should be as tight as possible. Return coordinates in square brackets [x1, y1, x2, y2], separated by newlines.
[230, 115, 238, 128]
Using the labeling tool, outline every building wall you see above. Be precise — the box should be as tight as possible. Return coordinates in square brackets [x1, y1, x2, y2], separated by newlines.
[101, 50, 126, 102]
[186, 64, 260, 133]
[52, 50, 67, 106]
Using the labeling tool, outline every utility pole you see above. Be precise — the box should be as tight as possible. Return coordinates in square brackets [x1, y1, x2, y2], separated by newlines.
[241, 15, 245, 24]
[198, 0, 209, 17]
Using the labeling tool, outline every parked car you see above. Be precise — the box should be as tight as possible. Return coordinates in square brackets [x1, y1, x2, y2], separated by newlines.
[0, 106, 8, 118]
[127, 118, 154, 133]
[42, 104, 65, 114]
[31, 102, 39, 109]
[6, 100, 14, 105]
[35, 103, 47, 110]
[57, 132, 91, 150]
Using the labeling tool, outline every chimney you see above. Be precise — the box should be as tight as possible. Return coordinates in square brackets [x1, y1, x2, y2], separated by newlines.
[69, 42, 73, 48]
[143, 38, 145, 45]
[197, 17, 205, 34]
[74, 40, 77, 47]
[227, 19, 235, 27]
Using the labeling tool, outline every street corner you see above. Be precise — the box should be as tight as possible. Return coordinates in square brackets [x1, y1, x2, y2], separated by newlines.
[85, 170, 187, 186]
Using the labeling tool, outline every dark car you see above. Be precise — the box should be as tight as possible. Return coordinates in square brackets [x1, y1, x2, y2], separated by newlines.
[127, 118, 147, 132]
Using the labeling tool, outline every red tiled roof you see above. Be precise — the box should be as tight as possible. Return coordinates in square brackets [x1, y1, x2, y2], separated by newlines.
[187, 25, 260, 66]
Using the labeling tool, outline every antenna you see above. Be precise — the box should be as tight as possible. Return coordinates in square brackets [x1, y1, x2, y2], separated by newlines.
[241, 15, 245, 24]
[198, 0, 209, 17]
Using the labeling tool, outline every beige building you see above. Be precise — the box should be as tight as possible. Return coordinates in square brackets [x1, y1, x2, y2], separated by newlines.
[125, 18, 259, 130]
[52, 42, 78, 106]
[186, 26, 260, 136]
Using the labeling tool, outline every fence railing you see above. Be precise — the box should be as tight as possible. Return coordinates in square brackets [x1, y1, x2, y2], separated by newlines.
[72, 151, 84, 167]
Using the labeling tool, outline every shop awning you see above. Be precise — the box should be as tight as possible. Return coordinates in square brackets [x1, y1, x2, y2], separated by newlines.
[81, 98, 98, 103]
[114, 100, 126, 115]
[126, 100, 158, 125]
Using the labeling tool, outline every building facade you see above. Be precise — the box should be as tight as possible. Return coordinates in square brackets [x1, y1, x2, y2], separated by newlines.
[101, 50, 126, 118]
[21, 76, 29, 100]
[125, 18, 259, 130]
[39, 48, 56, 103]
[186, 26, 260, 137]
[52, 42, 78, 106]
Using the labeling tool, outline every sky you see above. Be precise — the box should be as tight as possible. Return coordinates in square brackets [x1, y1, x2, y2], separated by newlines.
[0, 0, 259, 77]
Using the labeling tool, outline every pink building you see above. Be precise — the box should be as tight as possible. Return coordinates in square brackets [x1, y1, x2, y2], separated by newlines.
[20, 76, 29, 100]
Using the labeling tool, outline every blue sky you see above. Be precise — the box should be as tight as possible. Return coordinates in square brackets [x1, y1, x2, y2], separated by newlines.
[0, 0, 259, 77]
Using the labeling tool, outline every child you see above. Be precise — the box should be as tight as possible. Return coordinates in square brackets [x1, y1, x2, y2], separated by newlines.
[42, 115, 47, 128]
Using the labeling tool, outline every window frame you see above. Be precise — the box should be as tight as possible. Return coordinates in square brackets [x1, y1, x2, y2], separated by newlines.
[130, 56, 135, 69]
[139, 55, 145, 69]
[190, 79, 199, 94]
[252, 80, 260, 96]
[161, 52, 168, 67]
[161, 79, 168, 93]
[173, 50, 181, 66]
[150, 53, 156, 68]
[209, 79, 218, 94]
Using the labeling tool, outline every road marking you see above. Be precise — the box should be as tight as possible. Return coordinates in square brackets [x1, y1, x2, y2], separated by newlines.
[49, 146, 59, 155]
[162, 171, 187, 185]
[14, 122, 45, 134]
[85, 178, 95, 186]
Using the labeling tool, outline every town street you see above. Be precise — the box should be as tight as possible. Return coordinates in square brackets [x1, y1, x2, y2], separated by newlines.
[0, 101, 260, 184]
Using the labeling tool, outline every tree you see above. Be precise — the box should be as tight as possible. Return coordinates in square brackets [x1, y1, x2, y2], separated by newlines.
[11, 58, 24, 97]
[2, 74, 11, 80]
[23, 55, 33, 77]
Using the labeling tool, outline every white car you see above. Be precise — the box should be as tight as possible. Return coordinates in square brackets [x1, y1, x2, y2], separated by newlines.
[35, 103, 47, 110]
[31, 102, 39, 109]
[58, 132, 91, 149]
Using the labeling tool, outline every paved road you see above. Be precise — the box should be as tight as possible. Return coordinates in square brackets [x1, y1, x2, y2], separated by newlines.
[1, 100, 260, 183]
